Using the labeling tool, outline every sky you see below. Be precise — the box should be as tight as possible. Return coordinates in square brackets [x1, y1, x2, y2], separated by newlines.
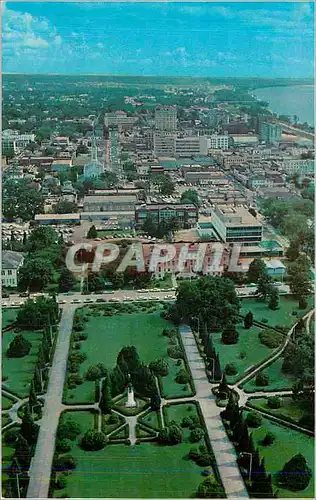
[2, 1, 314, 77]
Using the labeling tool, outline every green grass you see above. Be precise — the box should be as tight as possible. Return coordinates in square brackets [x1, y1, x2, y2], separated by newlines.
[139, 410, 161, 431]
[212, 325, 272, 383]
[243, 412, 314, 498]
[247, 397, 310, 425]
[65, 311, 190, 404]
[2, 395, 14, 410]
[240, 295, 313, 328]
[241, 358, 296, 392]
[2, 414, 12, 428]
[151, 275, 173, 290]
[2, 308, 18, 329]
[2, 331, 43, 398]
[60, 410, 96, 433]
[2, 425, 20, 496]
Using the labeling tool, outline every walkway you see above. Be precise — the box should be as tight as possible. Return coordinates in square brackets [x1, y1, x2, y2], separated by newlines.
[180, 325, 249, 498]
[26, 306, 76, 499]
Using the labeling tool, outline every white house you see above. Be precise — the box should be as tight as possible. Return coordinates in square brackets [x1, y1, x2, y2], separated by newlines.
[2, 251, 24, 288]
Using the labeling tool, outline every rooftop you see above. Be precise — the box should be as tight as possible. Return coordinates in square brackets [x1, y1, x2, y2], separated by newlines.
[2, 250, 24, 269]
[215, 205, 262, 227]
[84, 195, 137, 203]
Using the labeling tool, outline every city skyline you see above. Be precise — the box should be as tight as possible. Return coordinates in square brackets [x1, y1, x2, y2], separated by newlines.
[2, 1, 314, 77]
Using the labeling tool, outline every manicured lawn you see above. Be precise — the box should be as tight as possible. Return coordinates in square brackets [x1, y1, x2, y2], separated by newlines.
[60, 409, 96, 432]
[212, 325, 271, 383]
[2, 331, 43, 398]
[64, 310, 192, 404]
[240, 295, 313, 329]
[247, 396, 309, 425]
[54, 406, 210, 499]
[151, 275, 173, 289]
[243, 412, 314, 498]
[241, 358, 296, 392]
[2, 308, 18, 329]
[2, 395, 14, 410]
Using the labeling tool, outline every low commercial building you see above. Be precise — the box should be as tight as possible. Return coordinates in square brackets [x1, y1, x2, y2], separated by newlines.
[83, 194, 138, 212]
[2, 250, 24, 288]
[276, 158, 314, 175]
[51, 136, 70, 147]
[34, 214, 80, 225]
[104, 111, 138, 129]
[175, 137, 202, 157]
[135, 203, 198, 229]
[51, 159, 73, 172]
[211, 205, 263, 244]
[153, 132, 176, 156]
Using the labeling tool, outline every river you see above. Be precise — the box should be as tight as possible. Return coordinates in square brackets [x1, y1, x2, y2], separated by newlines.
[253, 85, 314, 126]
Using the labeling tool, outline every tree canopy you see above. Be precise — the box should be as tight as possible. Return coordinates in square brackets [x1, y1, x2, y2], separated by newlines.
[3, 179, 44, 221]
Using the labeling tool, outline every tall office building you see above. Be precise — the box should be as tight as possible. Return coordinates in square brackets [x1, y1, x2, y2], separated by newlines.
[155, 106, 177, 131]
[259, 122, 282, 144]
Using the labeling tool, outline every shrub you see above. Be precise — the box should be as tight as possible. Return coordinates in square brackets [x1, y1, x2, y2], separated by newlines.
[67, 374, 83, 389]
[190, 427, 205, 443]
[259, 329, 283, 349]
[246, 411, 262, 428]
[55, 475, 67, 490]
[80, 430, 107, 451]
[149, 359, 169, 377]
[57, 420, 81, 441]
[69, 352, 87, 364]
[158, 423, 183, 444]
[162, 328, 177, 338]
[196, 453, 213, 467]
[56, 439, 72, 453]
[255, 372, 269, 386]
[68, 362, 79, 373]
[73, 332, 87, 342]
[54, 455, 77, 471]
[74, 343, 81, 350]
[108, 414, 119, 425]
[175, 369, 190, 384]
[167, 346, 183, 359]
[263, 432, 276, 446]
[267, 396, 282, 409]
[221, 327, 239, 345]
[85, 365, 103, 381]
[176, 359, 182, 366]
[261, 318, 269, 324]
[225, 363, 238, 376]
[3, 428, 19, 445]
[279, 454, 312, 491]
[238, 351, 246, 359]
[181, 416, 193, 428]
[6, 334, 32, 358]
[188, 446, 200, 460]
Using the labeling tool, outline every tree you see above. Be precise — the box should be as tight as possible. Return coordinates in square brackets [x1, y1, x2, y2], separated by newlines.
[279, 454, 312, 491]
[196, 477, 225, 498]
[80, 430, 107, 451]
[17, 297, 58, 330]
[218, 373, 229, 395]
[287, 257, 312, 301]
[244, 311, 253, 329]
[53, 200, 78, 214]
[246, 411, 262, 428]
[110, 364, 127, 397]
[149, 359, 169, 377]
[110, 272, 125, 289]
[150, 391, 161, 411]
[29, 381, 38, 409]
[190, 427, 205, 443]
[87, 225, 98, 239]
[286, 239, 300, 261]
[247, 258, 267, 283]
[57, 420, 81, 441]
[180, 189, 200, 207]
[255, 372, 269, 386]
[256, 274, 273, 300]
[6, 334, 32, 358]
[214, 353, 222, 381]
[59, 267, 75, 292]
[221, 325, 239, 345]
[224, 363, 238, 376]
[19, 257, 54, 291]
[158, 423, 183, 444]
[175, 276, 239, 332]
[175, 369, 190, 384]
[263, 432, 276, 446]
[20, 407, 39, 445]
[3, 179, 44, 221]
[55, 439, 72, 453]
[99, 379, 113, 414]
[15, 435, 32, 468]
[267, 396, 281, 409]
[27, 226, 58, 252]
[85, 364, 106, 381]
[268, 287, 279, 310]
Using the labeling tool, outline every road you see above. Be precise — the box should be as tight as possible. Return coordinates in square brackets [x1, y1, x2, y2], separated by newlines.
[180, 325, 248, 498]
[3, 283, 293, 309]
[26, 306, 76, 499]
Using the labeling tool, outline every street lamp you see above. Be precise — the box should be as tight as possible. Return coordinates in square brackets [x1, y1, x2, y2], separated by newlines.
[39, 366, 49, 392]
[239, 452, 253, 481]
[209, 357, 215, 380]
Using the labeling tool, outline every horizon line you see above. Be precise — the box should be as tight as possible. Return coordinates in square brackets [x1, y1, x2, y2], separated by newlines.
[2, 72, 314, 80]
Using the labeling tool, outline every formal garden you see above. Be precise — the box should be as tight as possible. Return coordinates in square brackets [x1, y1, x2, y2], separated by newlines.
[62, 302, 195, 405]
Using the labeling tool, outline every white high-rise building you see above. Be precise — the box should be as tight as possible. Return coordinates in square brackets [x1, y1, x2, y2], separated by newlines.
[155, 106, 177, 131]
